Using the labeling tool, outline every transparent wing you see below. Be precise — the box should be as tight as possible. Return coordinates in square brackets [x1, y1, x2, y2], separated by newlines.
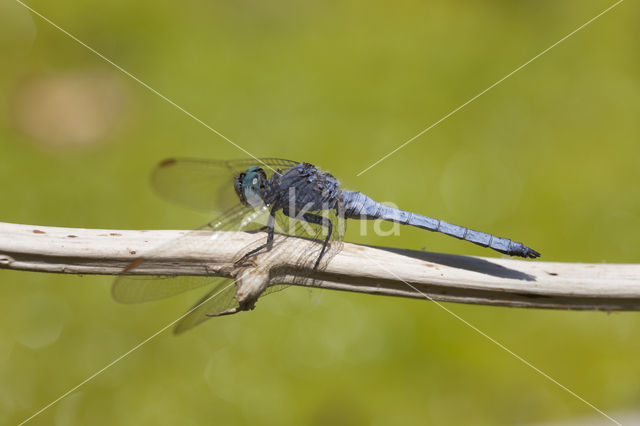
[114, 201, 345, 333]
[112, 203, 270, 303]
[112, 275, 217, 304]
[261, 195, 346, 291]
[173, 278, 239, 335]
[151, 158, 299, 212]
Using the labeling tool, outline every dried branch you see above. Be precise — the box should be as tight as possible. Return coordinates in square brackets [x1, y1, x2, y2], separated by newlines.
[1, 221, 639, 311]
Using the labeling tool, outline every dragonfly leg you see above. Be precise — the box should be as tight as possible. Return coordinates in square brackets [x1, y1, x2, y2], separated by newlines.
[300, 212, 333, 270]
[234, 207, 278, 266]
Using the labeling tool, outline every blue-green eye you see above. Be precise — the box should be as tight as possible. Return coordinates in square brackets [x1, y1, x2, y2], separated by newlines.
[234, 167, 267, 207]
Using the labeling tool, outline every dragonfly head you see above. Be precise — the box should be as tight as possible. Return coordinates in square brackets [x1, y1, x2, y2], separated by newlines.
[235, 166, 268, 207]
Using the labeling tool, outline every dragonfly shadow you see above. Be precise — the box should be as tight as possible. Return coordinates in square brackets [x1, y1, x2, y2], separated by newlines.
[374, 246, 537, 282]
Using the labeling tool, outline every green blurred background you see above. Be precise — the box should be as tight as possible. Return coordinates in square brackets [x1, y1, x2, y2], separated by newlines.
[1, 0, 639, 424]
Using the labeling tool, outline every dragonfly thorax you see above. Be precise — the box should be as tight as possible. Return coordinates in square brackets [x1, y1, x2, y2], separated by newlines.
[234, 166, 268, 208]
[266, 162, 341, 213]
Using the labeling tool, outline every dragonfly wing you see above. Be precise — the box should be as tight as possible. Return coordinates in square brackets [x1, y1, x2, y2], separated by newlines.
[260, 283, 290, 298]
[151, 158, 299, 212]
[173, 278, 238, 334]
[112, 203, 270, 303]
[259, 195, 346, 293]
[113, 275, 214, 304]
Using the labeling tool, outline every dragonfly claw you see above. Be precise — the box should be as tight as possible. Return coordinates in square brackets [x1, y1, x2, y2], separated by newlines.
[234, 255, 257, 268]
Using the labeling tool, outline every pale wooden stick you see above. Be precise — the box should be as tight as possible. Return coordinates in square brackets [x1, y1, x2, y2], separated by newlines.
[1, 221, 639, 311]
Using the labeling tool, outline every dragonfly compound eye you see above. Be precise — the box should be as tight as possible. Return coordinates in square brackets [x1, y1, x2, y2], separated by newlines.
[235, 167, 267, 207]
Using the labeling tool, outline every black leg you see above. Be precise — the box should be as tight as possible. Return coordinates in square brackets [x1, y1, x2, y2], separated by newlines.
[234, 207, 277, 266]
[299, 212, 333, 270]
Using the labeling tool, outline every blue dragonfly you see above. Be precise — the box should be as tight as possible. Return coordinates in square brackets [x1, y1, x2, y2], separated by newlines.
[113, 158, 539, 333]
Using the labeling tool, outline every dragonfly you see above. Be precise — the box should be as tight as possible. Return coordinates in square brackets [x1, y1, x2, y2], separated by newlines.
[113, 158, 540, 333]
